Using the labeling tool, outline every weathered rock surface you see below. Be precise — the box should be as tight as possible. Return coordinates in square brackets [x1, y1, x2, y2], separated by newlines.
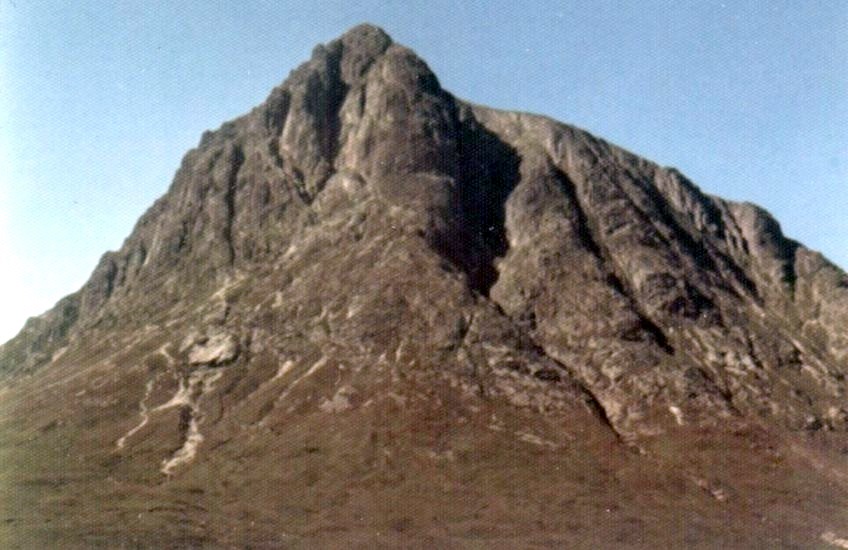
[1, 24, 846, 548]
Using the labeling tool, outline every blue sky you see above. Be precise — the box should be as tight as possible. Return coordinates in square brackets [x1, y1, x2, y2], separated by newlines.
[0, 1, 846, 343]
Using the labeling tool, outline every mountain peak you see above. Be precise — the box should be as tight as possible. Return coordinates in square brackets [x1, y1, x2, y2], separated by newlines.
[337, 22, 393, 52]
[306, 23, 394, 85]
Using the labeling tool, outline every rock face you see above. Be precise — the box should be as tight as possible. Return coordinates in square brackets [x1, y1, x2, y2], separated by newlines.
[1, 25, 847, 548]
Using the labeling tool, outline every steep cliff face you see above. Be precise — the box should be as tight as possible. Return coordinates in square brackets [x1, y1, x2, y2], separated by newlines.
[1, 25, 847, 547]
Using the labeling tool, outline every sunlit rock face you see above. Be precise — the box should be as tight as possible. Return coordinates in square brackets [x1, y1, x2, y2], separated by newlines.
[1, 24, 847, 548]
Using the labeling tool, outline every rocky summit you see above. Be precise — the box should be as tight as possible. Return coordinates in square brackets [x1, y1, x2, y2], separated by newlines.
[1, 24, 847, 548]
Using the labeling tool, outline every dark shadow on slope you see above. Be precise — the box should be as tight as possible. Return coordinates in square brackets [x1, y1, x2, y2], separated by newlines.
[429, 113, 521, 296]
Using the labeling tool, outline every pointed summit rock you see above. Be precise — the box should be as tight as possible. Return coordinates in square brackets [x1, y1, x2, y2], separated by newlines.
[1, 25, 847, 547]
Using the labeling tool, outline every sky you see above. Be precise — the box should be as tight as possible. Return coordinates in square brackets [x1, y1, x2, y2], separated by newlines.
[0, 1, 846, 344]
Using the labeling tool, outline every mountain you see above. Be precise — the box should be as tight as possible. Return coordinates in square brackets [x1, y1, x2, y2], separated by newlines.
[1, 24, 847, 548]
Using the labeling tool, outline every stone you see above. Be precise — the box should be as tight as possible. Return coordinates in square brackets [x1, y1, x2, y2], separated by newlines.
[187, 332, 239, 366]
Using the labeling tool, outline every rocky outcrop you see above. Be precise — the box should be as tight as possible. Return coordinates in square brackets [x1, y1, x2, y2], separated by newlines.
[2, 24, 846, 437]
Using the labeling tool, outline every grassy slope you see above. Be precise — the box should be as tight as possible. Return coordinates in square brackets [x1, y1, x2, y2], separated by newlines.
[2, 355, 847, 549]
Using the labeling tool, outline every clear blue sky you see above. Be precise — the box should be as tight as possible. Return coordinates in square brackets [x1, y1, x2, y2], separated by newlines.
[1, 1, 846, 343]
